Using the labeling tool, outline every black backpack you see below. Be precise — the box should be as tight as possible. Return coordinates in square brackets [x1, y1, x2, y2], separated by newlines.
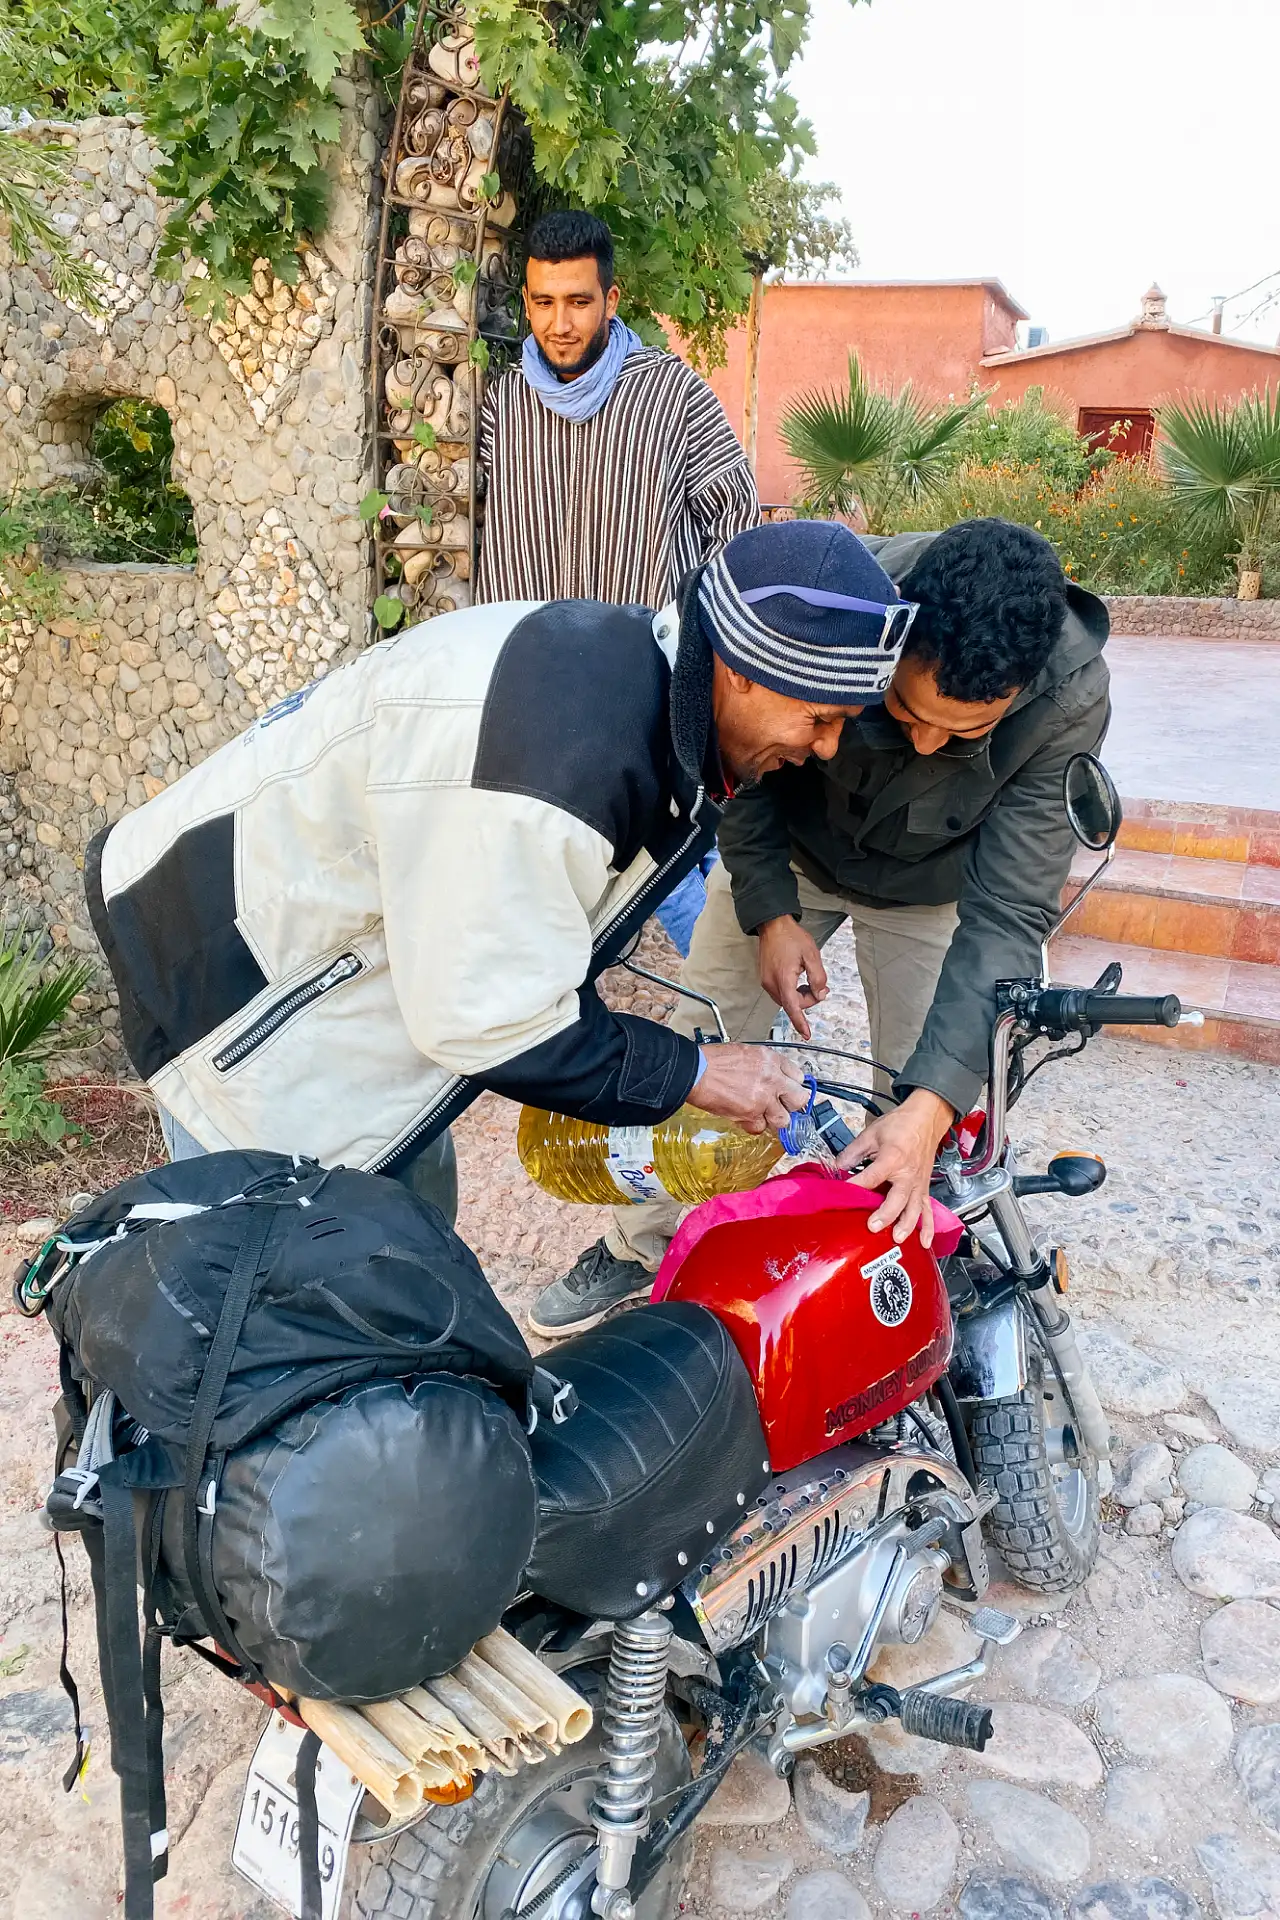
[18, 1151, 556, 1920]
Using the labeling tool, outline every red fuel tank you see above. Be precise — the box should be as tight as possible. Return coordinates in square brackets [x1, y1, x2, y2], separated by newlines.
[662, 1198, 953, 1473]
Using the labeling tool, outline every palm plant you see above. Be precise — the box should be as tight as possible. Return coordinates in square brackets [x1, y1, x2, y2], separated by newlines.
[0, 918, 95, 1069]
[1157, 388, 1280, 597]
[780, 354, 979, 533]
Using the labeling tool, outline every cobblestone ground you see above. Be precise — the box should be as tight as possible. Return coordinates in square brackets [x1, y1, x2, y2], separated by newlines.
[2, 924, 1280, 1919]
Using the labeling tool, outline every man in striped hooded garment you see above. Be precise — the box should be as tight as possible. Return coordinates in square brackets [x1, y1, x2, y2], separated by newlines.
[476, 209, 759, 608]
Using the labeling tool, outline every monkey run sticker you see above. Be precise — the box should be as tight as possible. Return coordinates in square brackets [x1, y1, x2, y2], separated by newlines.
[863, 1249, 913, 1327]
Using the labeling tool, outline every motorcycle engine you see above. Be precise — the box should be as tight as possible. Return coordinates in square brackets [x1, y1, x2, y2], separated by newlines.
[684, 1434, 982, 1720]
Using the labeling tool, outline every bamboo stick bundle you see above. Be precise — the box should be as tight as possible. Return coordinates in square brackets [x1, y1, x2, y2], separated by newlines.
[292, 1642, 592, 1817]
[453, 1653, 557, 1760]
[295, 1699, 424, 1823]
[397, 1686, 488, 1775]
[475, 1630, 595, 1747]
[359, 1697, 473, 1792]
[425, 1671, 522, 1775]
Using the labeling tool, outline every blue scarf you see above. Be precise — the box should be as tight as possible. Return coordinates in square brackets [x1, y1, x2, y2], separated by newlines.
[521, 317, 645, 424]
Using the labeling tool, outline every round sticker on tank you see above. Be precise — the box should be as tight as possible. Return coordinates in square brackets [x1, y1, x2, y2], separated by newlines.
[863, 1249, 913, 1327]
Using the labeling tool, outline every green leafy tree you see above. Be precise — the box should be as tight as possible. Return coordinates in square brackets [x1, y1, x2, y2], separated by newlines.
[781, 352, 979, 533]
[473, 0, 861, 362]
[738, 169, 856, 472]
[1157, 388, 1280, 596]
[0, 0, 171, 116]
[146, 3, 354, 312]
[2, 0, 855, 345]
[1, 0, 352, 313]
[742, 169, 857, 281]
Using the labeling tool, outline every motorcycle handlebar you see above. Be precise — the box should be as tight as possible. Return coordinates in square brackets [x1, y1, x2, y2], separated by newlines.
[1029, 988, 1183, 1033]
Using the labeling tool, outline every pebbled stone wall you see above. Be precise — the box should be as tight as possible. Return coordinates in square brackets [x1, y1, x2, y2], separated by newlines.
[0, 92, 385, 1061]
[1104, 594, 1280, 638]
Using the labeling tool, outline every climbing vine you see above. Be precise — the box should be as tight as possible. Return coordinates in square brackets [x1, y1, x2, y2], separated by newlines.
[146, 2, 360, 313]
[0, 0, 848, 347]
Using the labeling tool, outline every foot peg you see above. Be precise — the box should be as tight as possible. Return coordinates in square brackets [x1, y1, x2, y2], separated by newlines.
[970, 1605, 1020, 1646]
[852, 1681, 994, 1754]
[898, 1687, 993, 1752]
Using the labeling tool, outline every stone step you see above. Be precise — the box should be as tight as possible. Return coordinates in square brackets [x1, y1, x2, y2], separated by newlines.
[1049, 932, 1280, 1066]
[1067, 846, 1280, 964]
[1118, 796, 1280, 866]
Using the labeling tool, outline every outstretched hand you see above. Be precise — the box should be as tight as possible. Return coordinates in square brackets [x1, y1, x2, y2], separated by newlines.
[835, 1088, 956, 1248]
[756, 915, 828, 1041]
[690, 1043, 809, 1134]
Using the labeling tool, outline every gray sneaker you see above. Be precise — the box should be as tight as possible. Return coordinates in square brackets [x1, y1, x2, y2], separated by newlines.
[528, 1239, 653, 1339]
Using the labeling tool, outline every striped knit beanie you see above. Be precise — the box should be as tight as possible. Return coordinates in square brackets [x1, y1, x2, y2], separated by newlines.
[698, 521, 917, 705]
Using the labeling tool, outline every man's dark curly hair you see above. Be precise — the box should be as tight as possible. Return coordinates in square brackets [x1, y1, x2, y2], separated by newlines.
[898, 518, 1069, 704]
[526, 209, 615, 290]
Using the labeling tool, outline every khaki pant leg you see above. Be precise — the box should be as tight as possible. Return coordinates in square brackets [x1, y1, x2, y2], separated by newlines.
[606, 859, 847, 1270]
[844, 897, 960, 1098]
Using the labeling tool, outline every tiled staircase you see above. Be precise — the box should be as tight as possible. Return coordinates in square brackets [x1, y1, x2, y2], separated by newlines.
[1048, 798, 1280, 1065]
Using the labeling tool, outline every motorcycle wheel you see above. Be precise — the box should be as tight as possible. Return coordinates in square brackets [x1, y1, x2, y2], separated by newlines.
[968, 1354, 1100, 1593]
[345, 1667, 693, 1920]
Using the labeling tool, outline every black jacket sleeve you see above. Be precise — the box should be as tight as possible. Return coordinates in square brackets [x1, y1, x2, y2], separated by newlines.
[897, 685, 1110, 1114]
[716, 781, 802, 932]
[474, 984, 702, 1123]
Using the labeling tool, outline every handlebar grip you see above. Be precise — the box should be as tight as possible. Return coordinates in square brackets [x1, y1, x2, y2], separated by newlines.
[1083, 992, 1182, 1027]
[1031, 988, 1182, 1033]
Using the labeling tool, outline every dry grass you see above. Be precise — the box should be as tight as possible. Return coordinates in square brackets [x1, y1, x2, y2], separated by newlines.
[0, 1077, 163, 1223]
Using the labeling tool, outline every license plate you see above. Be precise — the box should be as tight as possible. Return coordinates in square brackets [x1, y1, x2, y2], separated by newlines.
[232, 1712, 365, 1920]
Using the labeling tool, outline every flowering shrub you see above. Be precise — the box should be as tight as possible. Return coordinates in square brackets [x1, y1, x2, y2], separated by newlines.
[891, 459, 1236, 597]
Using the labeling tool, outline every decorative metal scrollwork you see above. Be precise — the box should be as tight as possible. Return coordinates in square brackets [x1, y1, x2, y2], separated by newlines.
[372, 2, 531, 623]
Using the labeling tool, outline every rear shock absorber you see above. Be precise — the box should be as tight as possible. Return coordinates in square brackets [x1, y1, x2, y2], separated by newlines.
[590, 1607, 673, 1920]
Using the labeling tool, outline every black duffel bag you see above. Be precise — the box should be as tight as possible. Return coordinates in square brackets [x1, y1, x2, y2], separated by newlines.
[22, 1150, 551, 1920]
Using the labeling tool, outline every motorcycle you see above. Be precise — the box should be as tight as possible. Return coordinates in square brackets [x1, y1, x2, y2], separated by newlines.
[298, 755, 1196, 1919]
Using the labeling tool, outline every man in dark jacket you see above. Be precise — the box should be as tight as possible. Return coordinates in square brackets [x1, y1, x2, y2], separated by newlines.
[534, 519, 1110, 1336]
[87, 521, 915, 1219]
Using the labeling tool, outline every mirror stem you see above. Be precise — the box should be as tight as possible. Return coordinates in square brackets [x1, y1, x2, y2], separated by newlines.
[1039, 841, 1116, 986]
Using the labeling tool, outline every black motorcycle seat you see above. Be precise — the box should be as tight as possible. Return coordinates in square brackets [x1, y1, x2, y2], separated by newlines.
[525, 1301, 769, 1620]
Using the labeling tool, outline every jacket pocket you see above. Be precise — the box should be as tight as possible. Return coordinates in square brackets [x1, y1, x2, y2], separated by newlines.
[906, 785, 996, 842]
[211, 951, 365, 1072]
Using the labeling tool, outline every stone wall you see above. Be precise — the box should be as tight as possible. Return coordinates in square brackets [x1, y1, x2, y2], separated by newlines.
[0, 92, 385, 1055]
[1104, 594, 1280, 638]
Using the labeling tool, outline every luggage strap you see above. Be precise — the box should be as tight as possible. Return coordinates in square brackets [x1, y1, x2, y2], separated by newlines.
[84, 1469, 169, 1918]
[180, 1202, 278, 1688]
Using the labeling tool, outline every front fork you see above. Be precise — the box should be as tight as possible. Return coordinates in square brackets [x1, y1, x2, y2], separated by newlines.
[960, 1181, 1112, 1471]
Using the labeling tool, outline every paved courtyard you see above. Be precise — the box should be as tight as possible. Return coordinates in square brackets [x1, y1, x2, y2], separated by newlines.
[2, 926, 1280, 1919]
[1104, 635, 1280, 813]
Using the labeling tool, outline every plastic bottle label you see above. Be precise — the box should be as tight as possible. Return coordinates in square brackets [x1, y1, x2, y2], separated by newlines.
[605, 1126, 667, 1202]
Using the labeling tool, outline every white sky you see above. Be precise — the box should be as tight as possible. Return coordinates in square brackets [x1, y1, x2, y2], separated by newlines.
[789, 0, 1280, 346]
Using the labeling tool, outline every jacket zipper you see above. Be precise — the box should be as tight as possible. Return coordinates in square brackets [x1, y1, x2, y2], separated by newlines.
[212, 952, 364, 1072]
[366, 787, 711, 1176]
[590, 785, 710, 965]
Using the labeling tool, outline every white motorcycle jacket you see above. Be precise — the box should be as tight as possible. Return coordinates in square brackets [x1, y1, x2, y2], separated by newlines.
[85, 594, 723, 1174]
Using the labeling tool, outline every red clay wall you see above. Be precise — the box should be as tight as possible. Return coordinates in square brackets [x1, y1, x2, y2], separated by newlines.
[984, 330, 1280, 420]
[677, 283, 1280, 509]
[678, 282, 1018, 506]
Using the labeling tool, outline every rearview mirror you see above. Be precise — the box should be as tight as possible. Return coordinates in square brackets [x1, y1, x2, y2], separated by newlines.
[1063, 753, 1122, 852]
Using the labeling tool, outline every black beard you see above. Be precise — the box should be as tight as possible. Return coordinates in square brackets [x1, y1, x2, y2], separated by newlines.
[551, 316, 612, 381]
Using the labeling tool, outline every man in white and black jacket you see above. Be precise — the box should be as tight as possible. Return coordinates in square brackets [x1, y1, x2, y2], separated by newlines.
[85, 521, 916, 1221]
